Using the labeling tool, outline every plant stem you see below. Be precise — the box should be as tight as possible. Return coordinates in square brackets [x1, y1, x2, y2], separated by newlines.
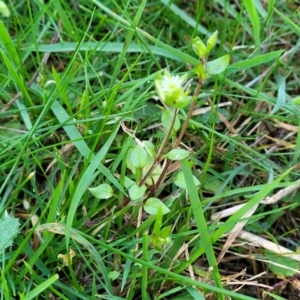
[153, 78, 203, 191]
[139, 108, 178, 186]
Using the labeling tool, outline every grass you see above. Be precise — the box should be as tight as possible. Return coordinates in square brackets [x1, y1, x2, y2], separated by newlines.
[1, 1, 300, 299]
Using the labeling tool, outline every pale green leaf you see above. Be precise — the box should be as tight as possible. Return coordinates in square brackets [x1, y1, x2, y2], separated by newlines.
[174, 171, 200, 189]
[206, 30, 218, 53]
[206, 54, 230, 75]
[144, 198, 170, 215]
[292, 96, 300, 105]
[162, 108, 180, 133]
[128, 184, 147, 201]
[89, 183, 113, 199]
[130, 144, 148, 169]
[192, 36, 207, 58]
[108, 271, 120, 281]
[164, 148, 190, 160]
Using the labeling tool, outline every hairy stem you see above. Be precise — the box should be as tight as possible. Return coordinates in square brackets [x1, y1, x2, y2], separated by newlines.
[139, 108, 178, 186]
[153, 78, 203, 192]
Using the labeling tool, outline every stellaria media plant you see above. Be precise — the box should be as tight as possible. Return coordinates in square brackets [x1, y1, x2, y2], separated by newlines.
[89, 30, 230, 252]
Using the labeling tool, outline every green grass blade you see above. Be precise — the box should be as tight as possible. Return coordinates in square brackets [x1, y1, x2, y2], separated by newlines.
[181, 159, 224, 297]
[274, 7, 300, 36]
[23, 274, 59, 300]
[243, 0, 261, 48]
[0, 20, 22, 68]
[159, 0, 207, 35]
[109, 0, 146, 88]
[37, 223, 112, 294]
[142, 232, 149, 300]
[178, 167, 294, 272]
[50, 100, 123, 191]
[229, 50, 283, 73]
[270, 75, 286, 116]
[22, 41, 198, 64]
[84, 233, 258, 300]
[0, 50, 33, 106]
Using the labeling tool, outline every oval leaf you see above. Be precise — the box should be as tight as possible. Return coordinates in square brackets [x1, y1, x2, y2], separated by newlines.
[144, 198, 170, 215]
[144, 164, 162, 186]
[143, 140, 156, 158]
[124, 176, 135, 189]
[292, 96, 300, 105]
[192, 36, 207, 58]
[108, 271, 120, 281]
[128, 184, 147, 201]
[206, 54, 230, 75]
[164, 148, 190, 160]
[89, 183, 113, 199]
[162, 108, 180, 133]
[130, 144, 148, 169]
[206, 30, 218, 53]
[174, 171, 200, 189]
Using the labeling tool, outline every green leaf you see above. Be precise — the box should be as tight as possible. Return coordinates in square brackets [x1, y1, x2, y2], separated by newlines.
[192, 36, 207, 58]
[130, 144, 148, 169]
[128, 184, 147, 201]
[174, 171, 200, 189]
[143, 140, 156, 158]
[144, 164, 162, 186]
[144, 198, 170, 215]
[108, 271, 120, 281]
[206, 54, 230, 75]
[292, 96, 300, 105]
[164, 148, 190, 160]
[0, 212, 20, 252]
[162, 108, 180, 133]
[204, 176, 230, 194]
[160, 225, 172, 238]
[0, 2, 10, 17]
[89, 183, 114, 199]
[265, 250, 298, 277]
[206, 30, 218, 53]
[194, 62, 210, 80]
[123, 176, 135, 189]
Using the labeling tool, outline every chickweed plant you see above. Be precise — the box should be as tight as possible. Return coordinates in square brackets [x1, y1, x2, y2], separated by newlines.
[1, 1, 300, 300]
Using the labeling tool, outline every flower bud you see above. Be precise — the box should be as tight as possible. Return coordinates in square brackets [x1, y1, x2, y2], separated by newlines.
[192, 36, 207, 58]
[206, 30, 218, 53]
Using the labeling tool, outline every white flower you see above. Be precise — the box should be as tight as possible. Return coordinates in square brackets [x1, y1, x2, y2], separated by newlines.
[160, 74, 183, 92]
[155, 70, 191, 108]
